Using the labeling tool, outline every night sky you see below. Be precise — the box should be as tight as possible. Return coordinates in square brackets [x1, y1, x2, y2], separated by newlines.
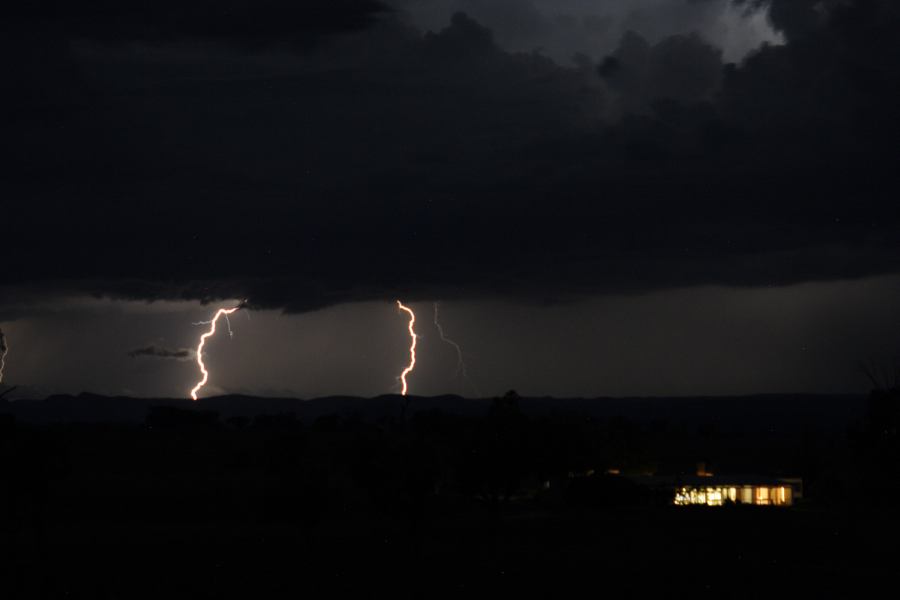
[3, 0, 900, 399]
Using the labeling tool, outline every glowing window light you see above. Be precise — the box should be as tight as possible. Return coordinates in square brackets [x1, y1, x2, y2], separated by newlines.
[674, 486, 729, 506]
[675, 484, 794, 507]
[705, 488, 723, 506]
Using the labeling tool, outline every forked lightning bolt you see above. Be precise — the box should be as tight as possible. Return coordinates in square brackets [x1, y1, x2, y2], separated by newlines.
[194, 313, 234, 338]
[396, 301, 417, 396]
[190, 305, 241, 400]
[0, 329, 8, 385]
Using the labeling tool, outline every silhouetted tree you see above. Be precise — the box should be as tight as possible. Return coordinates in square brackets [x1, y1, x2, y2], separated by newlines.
[851, 360, 900, 504]
[459, 391, 532, 519]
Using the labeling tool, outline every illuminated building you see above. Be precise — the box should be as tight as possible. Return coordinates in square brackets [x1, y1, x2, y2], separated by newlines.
[672, 475, 802, 507]
[617, 472, 803, 507]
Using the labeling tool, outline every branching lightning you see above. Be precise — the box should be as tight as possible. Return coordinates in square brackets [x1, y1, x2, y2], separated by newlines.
[193, 313, 234, 339]
[396, 300, 417, 396]
[433, 302, 479, 396]
[189, 304, 242, 401]
[433, 302, 466, 378]
[0, 328, 8, 385]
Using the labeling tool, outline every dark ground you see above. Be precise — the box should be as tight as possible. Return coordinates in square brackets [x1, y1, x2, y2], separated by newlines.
[1, 392, 897, 598]
[5, 504, 899, 598]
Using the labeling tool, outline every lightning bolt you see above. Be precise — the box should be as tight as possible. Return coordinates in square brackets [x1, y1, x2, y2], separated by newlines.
[193, 313, 234, 338]
[396, 300, 417, 396]
[433, 302, 478, 395]
[189, 304, 242, 400]
[0, 328, 8, 385]
[433, 302, 465, 378]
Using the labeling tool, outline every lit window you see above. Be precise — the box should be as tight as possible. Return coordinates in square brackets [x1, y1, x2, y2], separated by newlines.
[775, 486, 791, 505]
[676, 483, 794, 507]
[705, 488, 723, 506]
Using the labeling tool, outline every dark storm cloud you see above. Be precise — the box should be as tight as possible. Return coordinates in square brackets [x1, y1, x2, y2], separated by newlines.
[4, 1, 900, 312]
[5, 1, 388, 44]
[396, 0, 783, 63]
[127, 345, 192, 361]
[599, 30, 724, 113]
[738, 0, 847, 40]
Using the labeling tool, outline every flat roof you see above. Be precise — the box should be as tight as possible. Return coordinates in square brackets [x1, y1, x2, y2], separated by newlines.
[627, 474, 801, 487]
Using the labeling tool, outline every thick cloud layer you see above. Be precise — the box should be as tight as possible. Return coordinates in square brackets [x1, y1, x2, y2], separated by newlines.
[397, 0, 784, 63]
[5, 1, 387, 44]
[4, 0, 900, 313]
[599, 30, 724, 113]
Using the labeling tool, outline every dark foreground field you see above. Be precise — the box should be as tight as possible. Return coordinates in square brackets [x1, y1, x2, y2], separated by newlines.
[5, 503, 900, 598]
[2, 391, 898, 598]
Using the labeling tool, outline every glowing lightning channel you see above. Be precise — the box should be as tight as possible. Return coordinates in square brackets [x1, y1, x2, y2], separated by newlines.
[433, 302, 466, 379]
[433, 303, 480, 396]
[396, 301, 417, 396]
[190, 305, 241, 401]
[193, 314, 234, 338]
[0, 328, 8, 385]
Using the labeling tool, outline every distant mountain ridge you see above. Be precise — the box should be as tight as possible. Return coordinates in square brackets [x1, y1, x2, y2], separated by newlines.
[0, 392, 867, 433]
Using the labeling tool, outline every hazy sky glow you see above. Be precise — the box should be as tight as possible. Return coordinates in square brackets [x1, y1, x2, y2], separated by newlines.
[3, 274, 899, 399]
